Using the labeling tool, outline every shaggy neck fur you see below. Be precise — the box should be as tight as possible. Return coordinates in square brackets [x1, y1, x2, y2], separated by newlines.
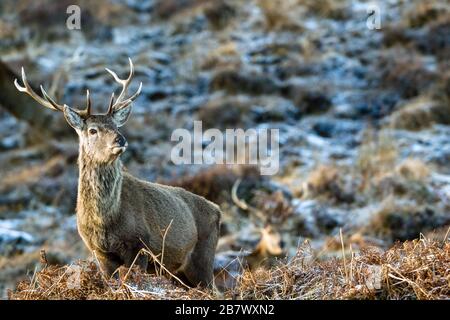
[77, 146, 122, 226]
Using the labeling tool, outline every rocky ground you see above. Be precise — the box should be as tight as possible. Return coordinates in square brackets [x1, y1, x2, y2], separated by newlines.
[0, 0, 449, 299]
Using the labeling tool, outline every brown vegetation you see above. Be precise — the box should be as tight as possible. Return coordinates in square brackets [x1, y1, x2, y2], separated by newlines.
[357, 129, 398, 191]
[303, 165, 353, 203]
[235, 237, 449, 300]
[404, 2, 449, 29]
[203, 1, 236, 30]
[10, 237, 449, 300]
[388, 97, 450, 131]
[210, 68, 279, 95]
[257, 0, 303, 31]
[368, 197, 449, 242]
[377, 49, 437, 99]
[198, 95, 255, 130]
[167, 165, 262, 205]
[9, 260, 211, 300]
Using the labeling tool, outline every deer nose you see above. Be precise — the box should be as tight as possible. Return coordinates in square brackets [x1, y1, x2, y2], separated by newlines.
[114, 134, 127, 147]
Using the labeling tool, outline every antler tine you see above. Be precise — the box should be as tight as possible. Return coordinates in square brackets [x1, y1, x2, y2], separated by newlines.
[40, 86, 65, 112]
[105, 58, 133, 103]
[107, 92, 115, 114]
[112, 82, 143, 111]
[105, 58, 141, 114]
[85, 90, 91, 116]
[14, 67, 65, 112]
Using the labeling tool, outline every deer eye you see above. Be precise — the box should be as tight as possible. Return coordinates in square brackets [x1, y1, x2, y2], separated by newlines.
[89, 128, 98, 135]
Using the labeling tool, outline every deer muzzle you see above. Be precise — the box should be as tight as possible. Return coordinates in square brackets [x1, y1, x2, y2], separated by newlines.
[111, 134, 128, 155]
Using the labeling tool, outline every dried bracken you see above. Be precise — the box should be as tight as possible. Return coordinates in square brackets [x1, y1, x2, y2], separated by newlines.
[302, 165, 353, 203]
[233, 237, 450, 300]
[10, 237, 449, 300]
[367, 198, 448, 242]
[388, 97, 450, 131]
[377, 49, 437, 99]
[9, 260, 212, 300]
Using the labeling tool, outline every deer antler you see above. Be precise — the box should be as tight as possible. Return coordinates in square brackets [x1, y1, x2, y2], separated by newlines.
[14, 67, 91, 116]
[85, 89, 91, 116]
[105, 58, 142, 114]
[14, 67, 66, 112]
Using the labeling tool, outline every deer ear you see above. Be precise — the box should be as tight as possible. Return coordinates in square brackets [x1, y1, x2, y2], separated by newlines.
[111, 105, 132, 127]
[63, 105, 84, 131]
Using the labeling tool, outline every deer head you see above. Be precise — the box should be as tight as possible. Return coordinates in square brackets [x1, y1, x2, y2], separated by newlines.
[14, 58, 142, 164]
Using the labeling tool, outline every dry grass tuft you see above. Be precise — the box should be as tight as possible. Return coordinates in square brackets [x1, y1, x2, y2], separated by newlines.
[233, 238, 450, 300]
[257, 0, 303, 31]
[357, 130, 433, 202]
[404, 2, 450, 29]
[384, 8, 450, 61]
[9, 238, 450, 300]
[198, 95, 255, 130]
[201, 42, 241, 71]
[257, 0, 348, 31]
[203, 1, 236, 30]
[153, 0, 211, 19]
[357, 129, 397, 190]
[388, 97, 450, 131]
[9, 260, 211, 300]
[422, 16, 450, 60]
[302, 165, 353, 203]
[305, 165, 339, 195]
[209, 68, 279, 96]
[1, 155, 66, 190]
[367, 197, 448, 242]
[395, 159, 430, 181]
[367, 158, 434, 204]
[299, 0, 349, 20]
[377, 49, 437, 99]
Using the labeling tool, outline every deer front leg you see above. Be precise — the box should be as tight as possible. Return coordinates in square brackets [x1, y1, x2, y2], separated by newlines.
[95, 251, 122, 278]
[124, 249, 149, 272]
[134, 252, 149, 272]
